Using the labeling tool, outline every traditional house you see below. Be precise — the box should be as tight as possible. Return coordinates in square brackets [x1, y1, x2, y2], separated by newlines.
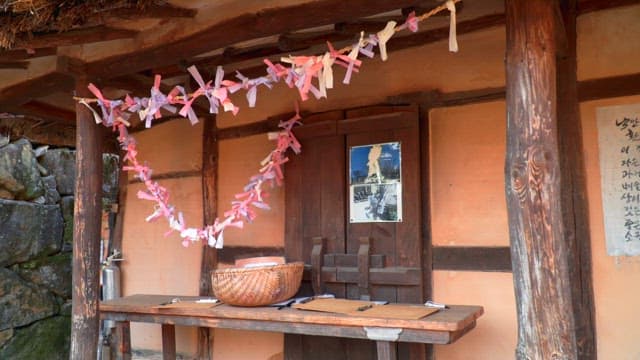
[0, 0, 639, 359]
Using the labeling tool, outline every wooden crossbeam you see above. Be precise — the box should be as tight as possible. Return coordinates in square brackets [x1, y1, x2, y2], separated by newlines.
[577, 0, 640, 14]
[0, 61, 28, 69]
[12, 26, 137, 50]
[0, 48, 56, 62]
[84, 0, 427, 80]
[19, 101, 76, 124]
[0, 71, 74, 106]
[101, 4, 197, 20]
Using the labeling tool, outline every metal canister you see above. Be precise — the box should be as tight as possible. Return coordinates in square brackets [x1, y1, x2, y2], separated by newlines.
[101, 251, 122, 330]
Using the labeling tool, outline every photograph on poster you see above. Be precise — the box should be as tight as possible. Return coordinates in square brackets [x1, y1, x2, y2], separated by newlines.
[349, 142, 402, 223]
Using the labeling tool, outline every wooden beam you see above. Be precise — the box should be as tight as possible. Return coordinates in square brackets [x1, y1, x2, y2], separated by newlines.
[557, 0, 597, 358]
[217, 117, 283, 140]
[70, 76, 103, 360]
[102, 3, 198, 20]
[505, 0, 578, 357]
[0, 47, 56, 61]
[85, 0, 426, 79]
[12, 26, 137, 50]
[0, 115, 75, 147]
[577, 0, 640, 14]
[578, 72, 640, 101]
[197, 115, 218, 359]
[432, 247, 512, 272]
[278, 30, 355, 52]
[389, 13, 505, 53]
[128, 169, 201, 184]
[18, 101, 76, 124]
[390, 71, 640, 109]
[0, 71, 74, 106]
[0, 61, 28, 69]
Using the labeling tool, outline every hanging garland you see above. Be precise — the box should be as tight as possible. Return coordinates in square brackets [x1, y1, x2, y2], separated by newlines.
[75, 0, 460, 249]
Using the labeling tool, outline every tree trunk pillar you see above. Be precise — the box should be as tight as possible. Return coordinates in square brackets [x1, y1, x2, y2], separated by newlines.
[70, 77, 103, 359]
[505, 0, 579, 358]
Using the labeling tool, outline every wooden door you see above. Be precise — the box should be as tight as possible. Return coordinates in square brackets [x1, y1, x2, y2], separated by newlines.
[285, 106, 423, 360]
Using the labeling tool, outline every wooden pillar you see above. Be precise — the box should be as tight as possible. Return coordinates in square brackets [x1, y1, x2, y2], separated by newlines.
[505, 1, 578, 358]
[418, 103, 434, 360]
[197, 115, 218, 359]
[557, 0, 597, 357]
[70, 76, 104, 359]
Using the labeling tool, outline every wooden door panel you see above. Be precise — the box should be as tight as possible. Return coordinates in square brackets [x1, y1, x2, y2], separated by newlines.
[285, 107, 423, 360]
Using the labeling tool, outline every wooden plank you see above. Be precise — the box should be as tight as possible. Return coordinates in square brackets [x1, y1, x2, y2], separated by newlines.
[578, 73, 640, 102]
[70, 77, 103, 360]
[557, 0, 597, 358]
[323, 267, 422, 286]
[85, 0, 428, 79]
[197, 115, 218, 360]
[161, 324, 177, 360]
[128, 169, 201, 184]
[432, 247, 512, 272]
[505, 1, 579, 358]
[13, 26, 137, 50]
[100, 295, 484, 333]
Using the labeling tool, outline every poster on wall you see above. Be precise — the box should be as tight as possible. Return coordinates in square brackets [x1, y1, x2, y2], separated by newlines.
[597, 103, 640, 256]
[349, 142, 402, 223]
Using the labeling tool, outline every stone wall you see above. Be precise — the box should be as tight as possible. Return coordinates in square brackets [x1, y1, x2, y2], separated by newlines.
[0, 135, 118, 359]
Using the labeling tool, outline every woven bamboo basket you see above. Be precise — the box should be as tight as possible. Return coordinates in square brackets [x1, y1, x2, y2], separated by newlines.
[211, 262, 304, 306]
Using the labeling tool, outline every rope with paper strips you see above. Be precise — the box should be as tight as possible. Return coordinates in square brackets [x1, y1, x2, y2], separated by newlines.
[75, 0, 460, 248]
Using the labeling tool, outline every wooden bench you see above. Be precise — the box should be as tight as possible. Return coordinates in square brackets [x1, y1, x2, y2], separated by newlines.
[100, 294, 483, 360]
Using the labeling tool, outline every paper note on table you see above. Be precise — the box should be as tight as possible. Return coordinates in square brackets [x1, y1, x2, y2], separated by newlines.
[350, 304, 439, 320]
[292, 298, 374, 314]
[153, 300, 220, 310]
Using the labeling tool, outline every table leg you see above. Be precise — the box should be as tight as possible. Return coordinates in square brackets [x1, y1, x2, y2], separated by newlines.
[161, 324, 177, 360]
[113, 321, 131, 360]
[376, 341, 397, 360]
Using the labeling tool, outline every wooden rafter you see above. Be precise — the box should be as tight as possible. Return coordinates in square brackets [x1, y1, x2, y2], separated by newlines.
[19, 100, 76, 124]
[0, 71, 74, 106]
[12, 26, 138, 50]
[0, 48, 56, 61]
[84, 0, 428, 80]
[100, 3, 197, 20]
[0, 61, 28, 69]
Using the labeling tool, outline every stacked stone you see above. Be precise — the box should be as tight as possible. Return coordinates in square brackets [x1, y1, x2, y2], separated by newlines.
[0, 135, 118, 359]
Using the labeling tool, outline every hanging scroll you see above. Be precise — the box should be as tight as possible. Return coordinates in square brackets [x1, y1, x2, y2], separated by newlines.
[597, 103, 640, 256]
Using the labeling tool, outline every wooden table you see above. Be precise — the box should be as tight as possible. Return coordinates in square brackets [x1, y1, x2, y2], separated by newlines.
[100, 294, 483, 360]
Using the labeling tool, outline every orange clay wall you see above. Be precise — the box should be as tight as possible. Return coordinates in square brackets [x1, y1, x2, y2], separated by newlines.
[119, 4, 640, 359]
